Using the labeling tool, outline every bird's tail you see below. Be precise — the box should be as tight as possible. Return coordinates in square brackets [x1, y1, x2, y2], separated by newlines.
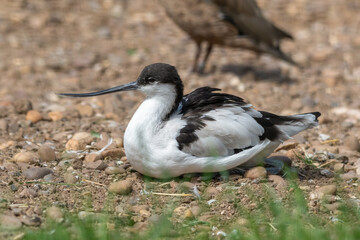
[271, 112, 321, 138]
[266, 47, 299, 67]
[224, 37, 300, 67]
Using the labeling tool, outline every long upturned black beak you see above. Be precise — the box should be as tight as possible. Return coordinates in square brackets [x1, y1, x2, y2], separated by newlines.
[58, 81, 138, 97]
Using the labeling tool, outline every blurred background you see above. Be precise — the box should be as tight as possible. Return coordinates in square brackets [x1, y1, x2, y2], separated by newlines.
[0, 1, 360, 235]
[0, 0, 359, 135]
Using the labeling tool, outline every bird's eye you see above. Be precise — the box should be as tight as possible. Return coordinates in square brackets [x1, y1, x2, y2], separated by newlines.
[147, 77, 156, 83]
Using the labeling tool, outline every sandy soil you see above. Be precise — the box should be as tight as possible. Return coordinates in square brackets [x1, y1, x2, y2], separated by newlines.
[0, 0, 360, 235]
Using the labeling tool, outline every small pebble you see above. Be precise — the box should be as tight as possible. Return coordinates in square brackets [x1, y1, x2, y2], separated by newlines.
[173, 206, 193, 220]
[24, 167, 52, 180]
[84, 153, 101, 163]
[204, 186, 219, 198]
[105, 166, 125, 175]
[178, 182, 195, 192]
[324, 203, 340, 212]
[101, 149, 125, 159]
[343, 135, 360, 152]
[309, 185, 337, 200]
[48, 111, 63, 121]
[65, 139, 86, 151]
[13, 151, 38, 163]
[12, 208, 22, 216]
[0, 119, 7, 131]
[333, 163, 344, 173]
[43, 173, 54, 182]
[26, 110, 43, 123]
[319, 133, 331, 141]
[268, 175, 287, 191]
[244, 166, 267, 179]
[38, 145, 56, 162]
[129, 205, 149, 213]
[47, 206, 64, 222]
[64, 172, 78, 184]
[340, 171, 358, 180]
[10, 184, 18, 192]
[20, 215, 41, 226]
[0, 215, 22, 230]
[275, 140, 298, 151]
[267, 155, 292, 166]
[84, 160, 108, 170]
[190, 205, 201, 217]
[320, 169, 335, 178]
[72, 132, 93, 144]
[108, 180, 133, 195]
[75, 104, 94, 117]
[13, 99, 32, 114]
[20, 188, 38, 198]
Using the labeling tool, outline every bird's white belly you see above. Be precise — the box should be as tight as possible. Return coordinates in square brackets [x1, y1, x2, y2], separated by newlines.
[124, 116, 187, 178]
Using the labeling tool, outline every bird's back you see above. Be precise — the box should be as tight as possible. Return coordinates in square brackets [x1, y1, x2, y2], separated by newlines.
[160, 0, 240, 45]
[213, 0, 293, 48]
[160, 0, 296, 65]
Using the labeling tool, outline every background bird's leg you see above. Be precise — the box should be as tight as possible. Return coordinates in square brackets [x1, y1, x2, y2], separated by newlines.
[191, 42, 202, 73]
[198, 43, 213, 74]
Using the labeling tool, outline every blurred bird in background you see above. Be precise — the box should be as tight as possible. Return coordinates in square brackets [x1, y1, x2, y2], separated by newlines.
[160, 0, 297, 73]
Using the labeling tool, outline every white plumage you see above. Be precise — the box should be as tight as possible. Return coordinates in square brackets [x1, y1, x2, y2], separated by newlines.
[59, 63, 320, 178]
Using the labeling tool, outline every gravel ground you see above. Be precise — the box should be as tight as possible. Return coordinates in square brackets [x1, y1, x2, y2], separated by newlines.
[0, 0, 360, 235]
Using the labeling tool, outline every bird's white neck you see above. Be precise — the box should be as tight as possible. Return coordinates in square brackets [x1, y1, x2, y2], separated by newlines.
[126, 84, 179, 135]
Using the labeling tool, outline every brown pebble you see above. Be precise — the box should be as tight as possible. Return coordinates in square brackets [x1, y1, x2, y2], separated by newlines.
[275, 140, 298, 152]
[0, 215, 22, 230]
[84, 160, 108, 170]
[105, 166, 125, 175]
[173, 206, 193, 219]
[324, 202, 340, 212]
[113, 138, 124, 148]
[310, 185, 337, 200]
[26, 110, 43, 123]
[64, 172, 78, 184]
[101, 148, 125, 159]
[24, 167, 52, 180]
[340, 171, 358, 180]
[2, 161, 19, 171]
[72, 132, 93, 144]
[20, 215, 41, 226]
[48, 111, 64, 121]
[333, 163, 344, 173]
[13, 151, 38, 163]
[75, 104, 94, 117]
[0, 119, 7, 131]
[108, 180, 133, 195]
[20, 188, 38, 198]
[286, 150, 299, 161]
[244, 166, 267, 179]
[38, 145, 56, 162]
[178, 182, 195, 192]
[13, 98, 32, 114]
[344, 135, 360, 152]
[65, 139, 86, 151]
[129, 205, 149, 213]
[204, 186, 219, 198]
[268, 175, 287, 191]
[84, 153, 101, 163]
[47, 206, 64, 222]
[190, 205, 201, 217]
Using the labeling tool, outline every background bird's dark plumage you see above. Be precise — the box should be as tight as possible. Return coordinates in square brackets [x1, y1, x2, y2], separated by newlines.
[160, 0, 297, 73]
